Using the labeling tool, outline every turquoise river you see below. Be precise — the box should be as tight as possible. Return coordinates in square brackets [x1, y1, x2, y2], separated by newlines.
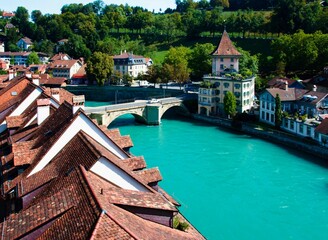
[89, 101, 328, 240]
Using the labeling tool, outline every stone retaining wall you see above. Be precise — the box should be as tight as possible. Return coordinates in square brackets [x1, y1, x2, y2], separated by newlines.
[192, 114, 328, 160]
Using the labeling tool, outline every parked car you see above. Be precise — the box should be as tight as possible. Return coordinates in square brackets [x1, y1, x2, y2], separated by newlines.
[148, 98, 159, 103]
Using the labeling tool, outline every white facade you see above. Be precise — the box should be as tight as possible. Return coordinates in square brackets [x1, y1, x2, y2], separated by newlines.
[52, 61, 82, 79]
[113, 53, 151, 78]
[198, 76, 255, 116]
[90, 157, 149, 192]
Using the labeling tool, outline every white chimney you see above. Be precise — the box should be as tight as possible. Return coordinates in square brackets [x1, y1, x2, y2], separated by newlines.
[51, 88, 60, 102]
[37, 99, 50, 125]
[284, 81, 288, 91]
[313, 85, 317, 92]
[25, 71, 32, 79]
[32, 74, 40, 86]
[72, 95, 85, 114]
[9, 69, 15, 80]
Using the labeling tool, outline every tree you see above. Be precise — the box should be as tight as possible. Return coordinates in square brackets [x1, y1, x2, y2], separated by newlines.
[26, 52, 40, 66]
[11, 7, 30, 35]
[188, 43, 214, 80]
[238, 47, 259, 77]
[163, 46, 191, 88]
[223, 91, 237, 118]
[86, 52, 114, 86]
[210, 0, 230, 8]
[275, 94, 282, 129]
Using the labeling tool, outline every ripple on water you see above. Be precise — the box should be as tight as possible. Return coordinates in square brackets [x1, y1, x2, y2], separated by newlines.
[110, 114, 328, 240]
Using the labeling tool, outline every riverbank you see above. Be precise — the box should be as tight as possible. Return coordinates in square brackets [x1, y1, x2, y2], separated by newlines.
[192, 114, 328, 160]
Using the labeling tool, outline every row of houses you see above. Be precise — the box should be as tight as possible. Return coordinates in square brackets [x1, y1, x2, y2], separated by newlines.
[0, 73, 204, 239]
[259, 78, 328, 147]
[0, 50, 153, 84]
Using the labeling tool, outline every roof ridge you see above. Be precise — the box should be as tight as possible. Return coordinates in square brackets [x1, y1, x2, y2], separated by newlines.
[103, 210, 138, 239]
[78, 165, 104, 213]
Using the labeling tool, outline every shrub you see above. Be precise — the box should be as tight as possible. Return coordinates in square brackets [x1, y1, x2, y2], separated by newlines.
[173, 216, 189, 231]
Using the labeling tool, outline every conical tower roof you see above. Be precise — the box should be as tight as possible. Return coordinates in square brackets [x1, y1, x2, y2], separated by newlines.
[211, 30, 241, 57]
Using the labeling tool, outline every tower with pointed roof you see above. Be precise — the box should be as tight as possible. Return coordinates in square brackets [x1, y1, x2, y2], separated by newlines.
[198, 31, 255, 116]
[211, 30, 242, 75]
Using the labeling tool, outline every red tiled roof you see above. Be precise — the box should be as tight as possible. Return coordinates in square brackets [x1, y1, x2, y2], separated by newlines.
[211, 30, 241, 56]
[122, 156, 147, 171]
[135, 167, 163, 184]
[19, 37, 33, 45]
[265, 88, 309, 102]
[2, 11, 15, 17]
[267, 77, 297, 89]
[50, 53, 71, 61]
[85, 170, 176, 211]
[6, 115, 24, 128]
[48, 60, 80, 69]
[315, 119, 328, 135]
[113, 52, 144, 59]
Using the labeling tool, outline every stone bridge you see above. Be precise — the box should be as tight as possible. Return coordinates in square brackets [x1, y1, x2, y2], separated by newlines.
[84, 97, 190, 126]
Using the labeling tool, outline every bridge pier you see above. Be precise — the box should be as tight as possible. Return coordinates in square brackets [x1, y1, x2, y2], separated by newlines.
[145, 105, 161, 125]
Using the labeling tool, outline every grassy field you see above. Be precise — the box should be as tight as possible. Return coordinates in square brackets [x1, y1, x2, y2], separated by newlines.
[149, 35, 273, 65]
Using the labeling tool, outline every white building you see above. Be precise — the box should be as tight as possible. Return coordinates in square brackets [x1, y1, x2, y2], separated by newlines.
[113, 51, 152, 78]
[48, 59, 83, 79]
[198, 31, 255, 116]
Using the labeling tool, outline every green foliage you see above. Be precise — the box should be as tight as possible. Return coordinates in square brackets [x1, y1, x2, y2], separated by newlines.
[271, 30, 328, 75]
[163, 46, 191, 86]
[200, 80, 212, 88]
[237, 47, 258, 77]
[0, 69, 7, 75]
[173, 216, 189, 231]
[26, 52, 41, 66]
[223, 91, 237, 118]
[300, 114, 307, 122]
[188, 43, 214, 81]
[86, 52, 114, 86]
[275, 94, 282, 129]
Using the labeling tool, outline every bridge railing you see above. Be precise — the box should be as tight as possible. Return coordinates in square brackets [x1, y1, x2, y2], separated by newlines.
[85, 97, 184, 114]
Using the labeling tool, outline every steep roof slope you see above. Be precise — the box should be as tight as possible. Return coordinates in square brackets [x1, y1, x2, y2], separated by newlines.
[211, 30, 241, 57]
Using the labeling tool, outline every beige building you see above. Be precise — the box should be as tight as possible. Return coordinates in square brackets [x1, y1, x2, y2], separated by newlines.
[198, 31, 255, 116]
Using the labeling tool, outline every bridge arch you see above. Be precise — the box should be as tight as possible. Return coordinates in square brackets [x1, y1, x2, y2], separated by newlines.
[159, 102, 190, 119]
[105, 108, 147, 126]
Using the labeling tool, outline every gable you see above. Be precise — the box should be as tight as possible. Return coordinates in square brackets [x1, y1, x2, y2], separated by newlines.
[10, 88, 43, 117]
[90, 157, 149, 192]
[28, 113, 129, 177]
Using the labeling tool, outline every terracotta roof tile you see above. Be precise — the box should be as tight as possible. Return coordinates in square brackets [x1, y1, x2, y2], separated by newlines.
[48, 60, 80, 69]
[211, 30, 241, 56]
[135, 168, 163, 184]
[265, 88, 309, 102]
[122, 156, 147, 171]
[113, 52, 144, 59]
[85, 170, 176, 212]
[43, 87, 75, 104]
[315, 119, 328, 135]
[6, 115, 24, 128]
[91, 212, 134, 239]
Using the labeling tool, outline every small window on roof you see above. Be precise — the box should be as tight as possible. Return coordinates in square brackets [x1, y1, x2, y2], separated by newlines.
[11, 91, 17, 96]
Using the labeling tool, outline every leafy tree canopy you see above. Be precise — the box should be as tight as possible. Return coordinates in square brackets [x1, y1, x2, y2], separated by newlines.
[223, 91, 237, 118]
[26, 52, 40, 66]
[86, 51, 114, 85]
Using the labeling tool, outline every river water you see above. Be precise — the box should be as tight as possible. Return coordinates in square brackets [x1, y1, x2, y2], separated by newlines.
[90, 99, 328, 239]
